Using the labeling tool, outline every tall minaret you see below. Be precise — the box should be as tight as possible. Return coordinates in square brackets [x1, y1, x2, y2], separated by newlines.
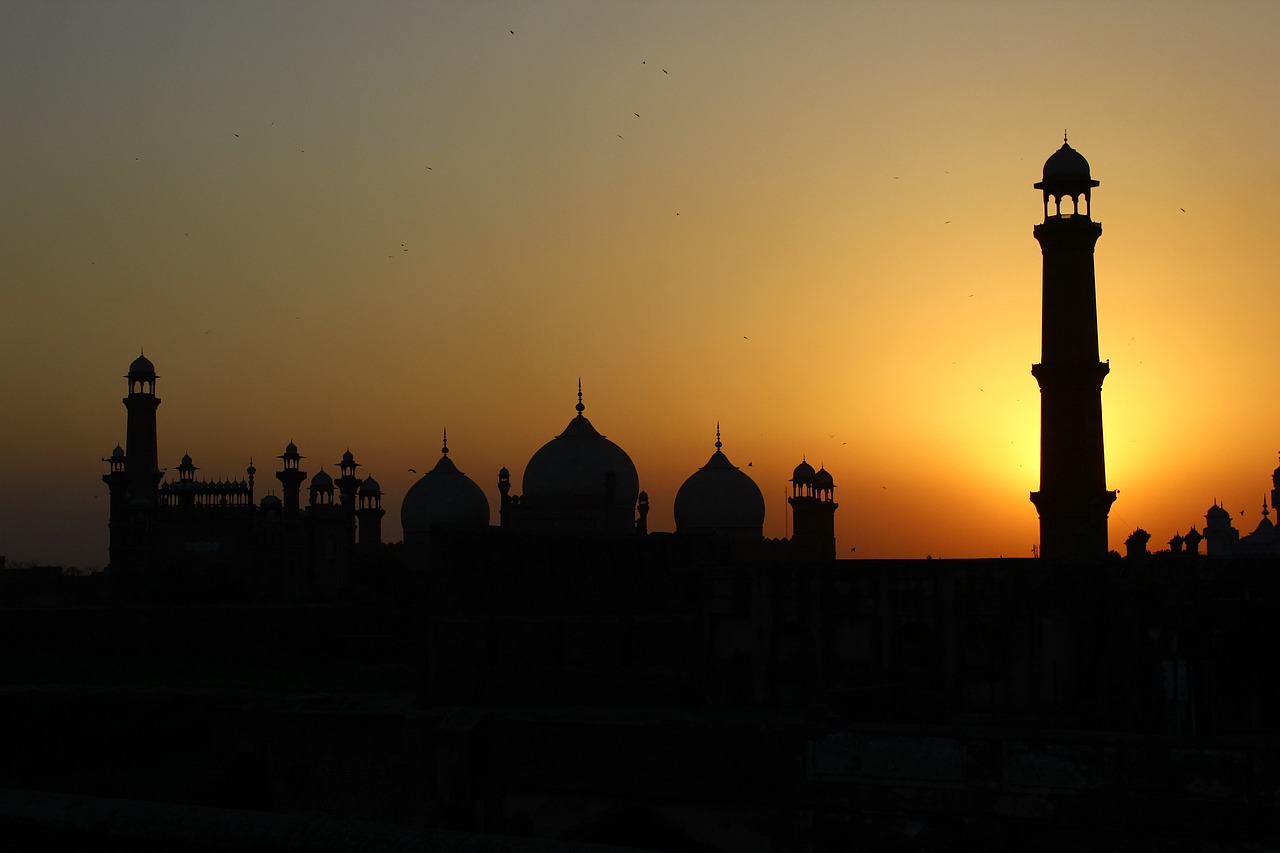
[1029, 135, 1117, 558]
[123, 352, 162, 504]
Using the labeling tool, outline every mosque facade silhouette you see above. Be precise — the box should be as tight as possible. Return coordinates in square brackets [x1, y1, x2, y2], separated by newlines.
[4, 139, 1276, 850]
[101, 354, 838, 590]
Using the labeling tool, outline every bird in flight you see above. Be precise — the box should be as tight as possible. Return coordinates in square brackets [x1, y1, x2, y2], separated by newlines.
[408, 468, 417, 474]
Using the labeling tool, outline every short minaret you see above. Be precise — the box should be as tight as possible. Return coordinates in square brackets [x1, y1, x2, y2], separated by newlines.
[497, 466, 513, 527]
[335, 449, 362, 528]
[1029, 135, 1117, 559]
[789, 458, 838, 560]
[176, 453, 198, 510]
[102, 445, 128, 568]
[357, 476, 385, 548]
[123, 352, 162, 504]
[636, 490, 650, 534]
[276, 441, 307, 517]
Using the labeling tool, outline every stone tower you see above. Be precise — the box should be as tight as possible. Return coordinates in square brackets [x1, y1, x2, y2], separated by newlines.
[1029, 136, 1117, 558]
[789, 458, 838, 560]
[123, 352, 162, 505]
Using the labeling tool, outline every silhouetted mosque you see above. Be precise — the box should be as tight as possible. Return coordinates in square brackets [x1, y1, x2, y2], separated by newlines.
[101, 355, 838, 589]
[4, 140, 1278, 851]
[1166, 457, 1280, 557]
[102, 353, 389, 597]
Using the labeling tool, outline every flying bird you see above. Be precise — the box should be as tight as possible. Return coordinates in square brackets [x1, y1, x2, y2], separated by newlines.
[408, 468, 417, 474]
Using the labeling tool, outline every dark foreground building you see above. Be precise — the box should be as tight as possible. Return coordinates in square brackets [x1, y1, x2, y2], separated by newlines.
[3, 544, 1278, 851]
[3, 141, 1278, 850]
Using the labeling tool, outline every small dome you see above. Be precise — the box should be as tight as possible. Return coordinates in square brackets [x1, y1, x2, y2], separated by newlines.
[180, 453, 193, 466]
[310, 469, 333, 490]
[283, 441, 299, 456]
[1206, 502, 1230, 522]
[1042, 140, 1091, 181]
[792, 459, 816, 484]
[259, 494, 282, 509]
[111, 445, 125, 458]
[127, 352, 156, 378]
[359, 475, 382, 496]
[675, 436, 764, 539]
[340, 449, 355, 465]
[813, 465, 834, 490]
[401, 448, 490, 544]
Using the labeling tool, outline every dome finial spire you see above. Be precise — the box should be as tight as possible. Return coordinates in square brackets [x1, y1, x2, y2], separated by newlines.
[576, 378, 585, 416]
[715, 422, 722, 450]
[1064, 128, 1068, 144]
[442, 428, 449, 456]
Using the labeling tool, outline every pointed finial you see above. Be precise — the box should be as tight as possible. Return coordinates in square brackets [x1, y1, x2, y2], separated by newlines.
[715, 422, 722, 450]
[1264, 496, 1270, 519]
[576, 378, 585, 415]
[442, 428, 449, 456]
[1063, 129, 1068, 143]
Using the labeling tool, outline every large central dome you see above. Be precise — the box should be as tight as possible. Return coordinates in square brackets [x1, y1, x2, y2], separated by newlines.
[520, 386, 640, 531]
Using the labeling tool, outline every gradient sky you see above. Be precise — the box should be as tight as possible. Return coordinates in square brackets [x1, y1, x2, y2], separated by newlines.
[3, 1, 1279, 568]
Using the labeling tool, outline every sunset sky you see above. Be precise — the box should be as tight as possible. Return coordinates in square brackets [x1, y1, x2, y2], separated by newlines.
[3, 1, 1279, 568]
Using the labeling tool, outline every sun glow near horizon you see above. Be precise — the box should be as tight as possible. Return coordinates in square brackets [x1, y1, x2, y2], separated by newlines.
[3, 2, 1280, 566]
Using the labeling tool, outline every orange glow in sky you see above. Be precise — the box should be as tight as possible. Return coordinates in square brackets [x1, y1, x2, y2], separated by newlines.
[3, 2, 1279, 567]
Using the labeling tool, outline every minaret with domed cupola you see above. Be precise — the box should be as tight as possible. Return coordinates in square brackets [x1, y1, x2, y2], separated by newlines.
[788, 457, 837, 560]
[1029, 134, 1117, 559]
[276, 441, 307, 518]
[123, 352, 162, 504]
